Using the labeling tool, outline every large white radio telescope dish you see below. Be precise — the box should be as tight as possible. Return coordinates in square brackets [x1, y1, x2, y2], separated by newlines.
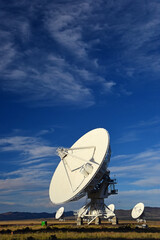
[49, 128, 111, 204]
[49, 128, 117, 225]
[131, 202, 144, 219]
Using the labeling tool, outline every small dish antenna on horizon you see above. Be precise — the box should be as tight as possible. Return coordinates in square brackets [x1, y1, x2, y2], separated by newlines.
[105, 204, 115, 218]
[49, 128, 118, 225]
[131, 202, 147, 228]
[107, 204, 115, 213]
[55, 207, 64, 220]
[131, 202, 144, 219]
[104, 203, 116, 223]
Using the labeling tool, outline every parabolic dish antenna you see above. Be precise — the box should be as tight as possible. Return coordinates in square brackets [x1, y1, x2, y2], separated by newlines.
[131, 202, 144, 219]
[104, 204, 115, 219]
[49, 128, 118, 225]
[49, 128, 111, 204]
[55, 207, 64, 220]
[107, 204, 115, 213]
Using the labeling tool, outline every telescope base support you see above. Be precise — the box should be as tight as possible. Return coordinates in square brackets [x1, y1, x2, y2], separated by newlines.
[111, 216, 118, 225]
[77, 217, 83, 226]
[95, 217, 101, 225]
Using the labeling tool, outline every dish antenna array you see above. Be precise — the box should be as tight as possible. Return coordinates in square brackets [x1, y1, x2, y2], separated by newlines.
[131, 202, 147, 228]
[55, 207, 64, 220]
[49, 128, 118, 225]
[105, 204, 115, 219]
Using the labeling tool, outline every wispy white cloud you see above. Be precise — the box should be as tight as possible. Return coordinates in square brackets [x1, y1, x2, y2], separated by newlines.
[114, 189, 160, 209]
[128, 117, 160, 129]
[36, 128, 55, 137]
[0, 41, 16, 72]
[0, 167, 52, 191]
[115, 117, 160, 144]
[0, 131, 58, 212]
[111, 154, 134, 161]
[0, 0, 125, 107]
[0, 1, 95, 107]
[45, 1, 92, 58]
[0, 3, 31, 73]
[116, 131, 140, 143]
[0, 201, 15, 206]
[1, 54, 95, 107]
[102, 81, 116, 93]
[0, 136, 56, 160]
[120, 189, 160, 196]
[110, 164, 146, 174]
[110, 145, 160, 196]
[132, 176, 160, 187]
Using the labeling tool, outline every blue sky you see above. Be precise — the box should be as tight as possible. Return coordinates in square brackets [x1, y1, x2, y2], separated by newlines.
[0, 0, 160, 213]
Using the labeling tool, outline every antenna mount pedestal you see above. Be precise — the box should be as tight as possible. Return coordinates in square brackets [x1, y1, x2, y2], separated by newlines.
[77, 170, 118, 225]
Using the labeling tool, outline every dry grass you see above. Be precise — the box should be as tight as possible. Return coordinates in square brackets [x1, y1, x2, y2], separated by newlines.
[1, 231, 160, 240]
[0, 220, 160, 240]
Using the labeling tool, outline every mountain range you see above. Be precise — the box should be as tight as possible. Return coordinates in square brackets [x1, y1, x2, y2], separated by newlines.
[0, 207, 159, 221]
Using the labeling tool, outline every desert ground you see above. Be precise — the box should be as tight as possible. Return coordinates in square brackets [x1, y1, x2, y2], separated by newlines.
[0, 219, 160, 240]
